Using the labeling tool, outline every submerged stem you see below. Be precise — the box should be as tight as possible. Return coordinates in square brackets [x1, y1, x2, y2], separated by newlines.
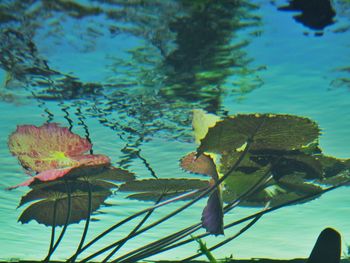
[102, 195, 164, 262]
[74, 189, 204, 262]
[44, 181, 72, 262]
[43, 200, 58, 263]
[183, 215, 263, 261]
[168, 182, 349, 257]
[109, 144, 256, 262]
[70, 181, 93, 263]
[116, 167, 272, 262]
[117, 177, 347, 262]
[80, 143, 251, 263]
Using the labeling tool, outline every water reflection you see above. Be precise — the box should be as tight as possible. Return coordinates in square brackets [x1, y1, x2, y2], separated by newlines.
[0, 0, 261, 138]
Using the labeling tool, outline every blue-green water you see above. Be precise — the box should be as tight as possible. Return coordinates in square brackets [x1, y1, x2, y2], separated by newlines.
[0, 0, 350, 261]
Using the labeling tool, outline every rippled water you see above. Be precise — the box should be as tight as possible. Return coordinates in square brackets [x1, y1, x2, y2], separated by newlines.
[0, 0, 350, 262]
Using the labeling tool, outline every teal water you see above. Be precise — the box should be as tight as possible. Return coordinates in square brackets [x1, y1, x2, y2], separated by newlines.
[0, 0, 350, 262]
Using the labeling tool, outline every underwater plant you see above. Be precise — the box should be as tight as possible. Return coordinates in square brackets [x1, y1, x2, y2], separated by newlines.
[7, 123, 134, 262]
[8, 123, 110, 189]
[180, 110, 350, 239]
[6, 112, 350, 262]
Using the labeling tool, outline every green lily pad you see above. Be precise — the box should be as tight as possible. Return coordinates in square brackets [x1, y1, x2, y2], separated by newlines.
[118, 178, 209, 201]
[30, 166, 135, 191]
[317, 155, 349, 178]
[222, 165, 273, 206]
[220, 150, 261, 175]
[198, 114, 320, 155]
[250, 150, 323, 180]
[277, 173, 323, 194]
[18, 187, 111, 226]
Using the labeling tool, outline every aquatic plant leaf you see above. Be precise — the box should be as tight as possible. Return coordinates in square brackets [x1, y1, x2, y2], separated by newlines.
[192, 109, 221, 144]
[201, 188, 224, 235]
[250, 150, 323, 180]
[119, 179, 209, 201]
[317, 173, 350, 186]
[222, 180, 272, 206]
[8, 155, 111, 190]
[119, 178, 209, 192]
[269, 177, 323, 207]
[222, 165, 274, 206]
[220, 150, 261, 175]
[13, 165, 132, 191]
[180, 152, 217, 177]
[8, 123, 92, 172]
[317, 155, 350, 178]
[278, 173, 323, 194]
[87, 167, 135, 183]
[269, 191, 306, 207]
[125, 192, 203, 202]
[18, 183, 108, 207]
[18, 189, 111, 226]
[198, 114, 320, 155]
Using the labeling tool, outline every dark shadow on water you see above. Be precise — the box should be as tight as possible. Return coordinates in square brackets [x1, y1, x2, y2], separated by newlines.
[278, 0, 336, 31]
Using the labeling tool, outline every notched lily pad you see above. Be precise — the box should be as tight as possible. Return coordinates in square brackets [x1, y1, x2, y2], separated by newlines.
[198, 114, 320, 154]
[118, 178, 209, 201]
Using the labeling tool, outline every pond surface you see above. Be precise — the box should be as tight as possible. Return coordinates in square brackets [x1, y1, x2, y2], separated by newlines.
[0, 0, 350, 262]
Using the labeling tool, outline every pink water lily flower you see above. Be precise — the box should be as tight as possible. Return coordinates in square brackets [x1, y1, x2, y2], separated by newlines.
[8, 123, 110, 189]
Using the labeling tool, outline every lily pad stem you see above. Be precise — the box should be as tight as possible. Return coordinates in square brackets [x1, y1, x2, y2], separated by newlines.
[75, 188, 204, 262]
[43, 200, 58, 263]
[108, 142, 253, 262]
[70, 181, 93, 262]
[101, 194, 164, 262]
[44, 181, 72, 262]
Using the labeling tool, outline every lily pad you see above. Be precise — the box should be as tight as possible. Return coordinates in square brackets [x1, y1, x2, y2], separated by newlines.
[198, 114, 320, 155]
[222, 166, 274, 206]
[18, 187, 111, 226]
[10, 165, 133, 190]
[118, 178, 209, 201]
[8, 123, 94, 172]
[180, 152, 218, 178]
[277, 173, 323, 194]
[192, 109, 221, 144]
[250, 150, 323, 180]
[220, 150, 261, 175]
[317, 155, 350, 178]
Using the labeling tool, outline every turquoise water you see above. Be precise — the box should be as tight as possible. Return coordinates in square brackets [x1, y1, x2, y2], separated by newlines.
[0, 0, 350, 262]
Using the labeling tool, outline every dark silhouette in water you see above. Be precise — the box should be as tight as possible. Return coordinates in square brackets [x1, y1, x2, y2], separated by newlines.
[307, 228, 341, 263]
[278, 0, 336, 31]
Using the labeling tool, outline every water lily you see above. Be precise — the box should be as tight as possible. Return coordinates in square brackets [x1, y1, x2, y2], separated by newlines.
[8, 123, 110, 189]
